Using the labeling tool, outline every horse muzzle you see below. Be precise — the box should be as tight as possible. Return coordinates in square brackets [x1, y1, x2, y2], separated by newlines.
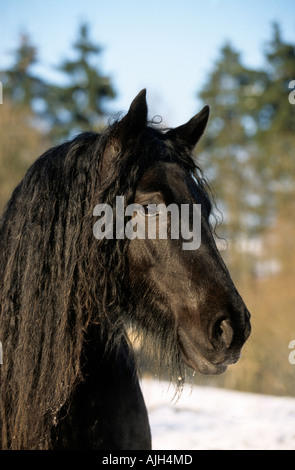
[177, 309, 251, 375]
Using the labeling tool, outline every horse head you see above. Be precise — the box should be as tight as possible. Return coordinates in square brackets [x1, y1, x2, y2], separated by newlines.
[101, 89, 251, 377]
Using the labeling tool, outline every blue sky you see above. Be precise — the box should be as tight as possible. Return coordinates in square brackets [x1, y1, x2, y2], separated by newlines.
[1, 0, 295, 126]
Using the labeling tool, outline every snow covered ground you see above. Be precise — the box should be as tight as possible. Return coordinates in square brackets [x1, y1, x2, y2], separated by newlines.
[141, 378, 295, 450]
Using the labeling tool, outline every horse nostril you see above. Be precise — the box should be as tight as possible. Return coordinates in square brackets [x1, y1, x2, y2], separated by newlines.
[214, 319, 234, 348]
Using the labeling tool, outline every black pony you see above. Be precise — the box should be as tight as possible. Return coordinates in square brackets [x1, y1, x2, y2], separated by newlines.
[0, 90, 251, 449]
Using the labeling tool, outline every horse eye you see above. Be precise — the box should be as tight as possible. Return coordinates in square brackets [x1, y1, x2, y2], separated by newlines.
[141, 205, 158, 217]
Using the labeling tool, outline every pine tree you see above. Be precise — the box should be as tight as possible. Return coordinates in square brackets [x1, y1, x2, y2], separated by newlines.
[198, 43, 268, 243]
[46, 23, 116, 140]
[258, 23, 295, 215]
[197, 26, 295, 280]
[0, 33, 45, 109]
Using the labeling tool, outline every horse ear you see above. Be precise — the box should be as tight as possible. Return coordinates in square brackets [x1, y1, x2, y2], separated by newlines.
[117, 89, 148, 146]
[166, 105, 210, 149]
[99, 90, 148, 184]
